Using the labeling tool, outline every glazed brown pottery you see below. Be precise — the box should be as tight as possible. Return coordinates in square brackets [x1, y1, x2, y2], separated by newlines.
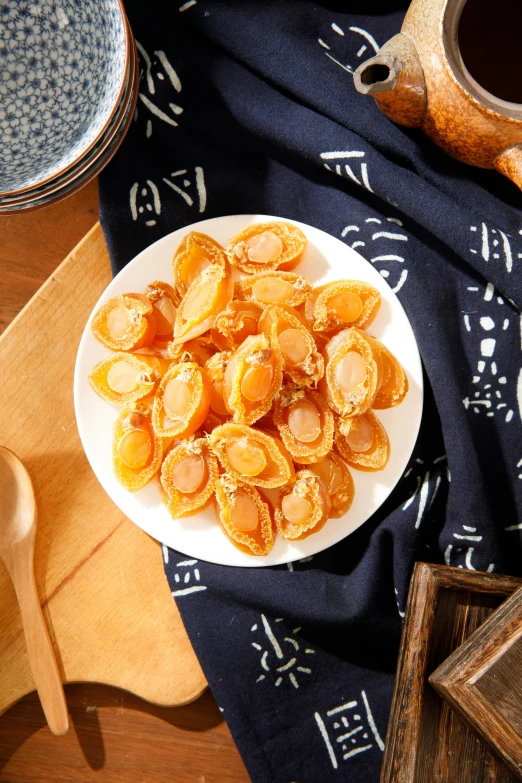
[353, 0, 522, 192]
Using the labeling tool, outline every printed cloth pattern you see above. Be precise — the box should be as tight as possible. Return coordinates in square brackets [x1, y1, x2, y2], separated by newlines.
[99, 2, 522, 781]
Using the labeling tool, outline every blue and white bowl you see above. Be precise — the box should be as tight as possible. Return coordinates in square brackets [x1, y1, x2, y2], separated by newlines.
[0, 0, 128, 196]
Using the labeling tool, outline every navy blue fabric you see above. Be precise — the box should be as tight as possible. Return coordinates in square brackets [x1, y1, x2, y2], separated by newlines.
[99, 3, 522, 780]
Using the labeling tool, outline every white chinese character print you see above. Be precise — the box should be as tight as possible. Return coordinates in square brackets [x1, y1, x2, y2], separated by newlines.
[129, 166, 207, 228]
[444, 525, 495, 573]
[251, 615, 314, 689]
[170, 558, 207, 597]
[317, 22, 380, 76]
[337, 214, 410, 295]
[315, 691, 385, 770]
[135, 41, 183, 138]
[163, 167, 207, 213]
[461, 280, 516, 423]
[506, 456, 522, 532]
[468, 223, 522, 276]
[320, 150, 373, 195]
[130, 180, 161, 227]
[402, 453, 447, 530]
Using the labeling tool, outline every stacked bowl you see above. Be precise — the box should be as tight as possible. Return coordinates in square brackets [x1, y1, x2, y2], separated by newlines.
[0, 0, 137, 213]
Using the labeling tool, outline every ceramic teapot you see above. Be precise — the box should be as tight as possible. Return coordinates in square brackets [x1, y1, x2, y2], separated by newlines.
[353, 0, 522, 191]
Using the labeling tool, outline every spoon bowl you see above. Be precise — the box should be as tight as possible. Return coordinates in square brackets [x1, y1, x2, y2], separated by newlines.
[0, 446, 69, 736]
[0, 447, 37, 556]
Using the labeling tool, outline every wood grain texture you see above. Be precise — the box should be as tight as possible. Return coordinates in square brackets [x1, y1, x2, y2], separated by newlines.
[431, 585, 522, 778]
[0, 685, 249, 783]
[0, 217, 206, 709]
[380, 562, 522, 783]
[0, 448, 68, 735]
[0, 183, 250, 782]
[0, 179, 99, 334]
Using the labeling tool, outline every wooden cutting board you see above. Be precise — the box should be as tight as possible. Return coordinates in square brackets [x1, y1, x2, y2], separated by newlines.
[0, 222, 206, 716]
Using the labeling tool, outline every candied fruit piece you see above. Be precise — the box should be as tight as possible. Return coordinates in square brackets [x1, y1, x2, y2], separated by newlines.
[234, 271, 312, 308]
[208, 423, 294, 488]
[226, 222, 307, 274]
[172, 231, 229, 300]
[91, 294, 157, 351]
[205, 351, 231, 417]
[152, 361, 211, 438]
[274, 385, 334, 463]
[223, 334, 282, 425]
[335, 410, 390, 471]
[160, 437, 218, 518]
[372, 340, 408, 409]
[214, 475, 274, 556]
[211, 300, 262, 352]
[275, 470, 331, 539]
[89, 353, 158, 405]
[167, 333, 217, 367]
[113, 404, 164, 491]
[304, 280, 381, 333]
[143, 281, 179, 339]
[258, 305, 323, 388]
[173, 264, 233, 344]
[301, 453, 354, 519]
[319, 327, 381, 417]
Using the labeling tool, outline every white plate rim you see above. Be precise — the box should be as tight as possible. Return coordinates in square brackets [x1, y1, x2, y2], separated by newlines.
[74, 214, 424, 568]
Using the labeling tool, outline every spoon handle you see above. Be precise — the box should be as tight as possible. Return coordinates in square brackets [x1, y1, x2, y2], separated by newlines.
[11, 555, 69, 736]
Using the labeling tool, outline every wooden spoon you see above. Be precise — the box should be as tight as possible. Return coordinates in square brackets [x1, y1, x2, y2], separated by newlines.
[0, 446, 69, 735]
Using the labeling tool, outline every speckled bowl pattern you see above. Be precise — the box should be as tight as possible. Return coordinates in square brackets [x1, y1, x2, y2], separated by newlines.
[0, 36, 138, 214]
[0, 0, 128, 196]
[0, 26, 135, 207]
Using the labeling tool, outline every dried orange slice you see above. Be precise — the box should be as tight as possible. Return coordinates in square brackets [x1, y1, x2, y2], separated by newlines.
[143, 281, 179, 340]
[320, 327, 381, 417]
[152, 362, 211, 438]
[335, 410, 390, 471]
[304, 280, 381, 333]
[258, 304, 323, 388]
[302, 452, 354, 518]
[274, 385, 334, 463]
[211, 300, 262, 352]
[226, 222, 307, 273]
[275, 470, 331, 539]
[372, 340, 408, 409]
[167, 332, 217, 367]
[223, 334, 283, 425]
[234, 271, 312, 308]
[205, 351, 231, 417]
[89, 353, 161, 405]
[208, 423, 295, 488]
[173, 265, 233, 344]
[113, 403, 164, 491]
[160, 437, 218, 518]
[214, 476, 274, 556]
[172, 231, 229, 300]
[91, 294, 157, 351]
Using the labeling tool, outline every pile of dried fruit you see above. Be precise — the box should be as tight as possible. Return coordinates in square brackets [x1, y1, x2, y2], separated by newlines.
[88, 221, 407, 556]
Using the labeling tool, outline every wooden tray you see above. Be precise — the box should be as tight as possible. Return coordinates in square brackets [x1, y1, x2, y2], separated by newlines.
[0, 223, 206, 716]
[380, 562, 522, 783]
[431, 585, 522, 779]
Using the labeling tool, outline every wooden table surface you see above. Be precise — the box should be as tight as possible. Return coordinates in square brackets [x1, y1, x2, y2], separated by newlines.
[0, 180, 250, 783]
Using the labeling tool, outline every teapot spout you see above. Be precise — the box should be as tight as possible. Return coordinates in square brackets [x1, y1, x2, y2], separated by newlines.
[494, 145, 522, 192]
[353, 34, 426, 128]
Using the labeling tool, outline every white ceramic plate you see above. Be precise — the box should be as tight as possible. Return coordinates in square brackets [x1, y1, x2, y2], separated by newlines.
[74, 215, 423, 567]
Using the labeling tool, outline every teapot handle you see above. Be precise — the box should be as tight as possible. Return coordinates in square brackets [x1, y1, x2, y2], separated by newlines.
[494, 145, 522, 192]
